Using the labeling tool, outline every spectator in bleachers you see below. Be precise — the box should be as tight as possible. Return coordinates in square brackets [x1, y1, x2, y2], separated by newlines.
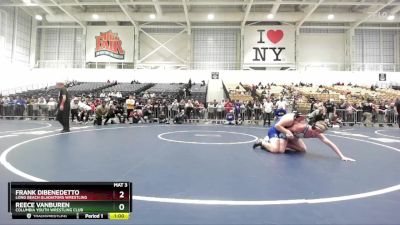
[233, 100, 241, 123]
[263, 98, 273, 126]
[251, 85, 257, 97]
[193, 100, 200, 119]
[395, 98, 400, 128]
[170, 99, 179, 118]
[342, 101, 356, 125]
[126, 95, 135, 123]
[337, 99, 346, 110]
[225, 110, 235, 125]
[198, 101, 206, 119]
[185, 100, 194, 119]
[362, 100, 374, 127]
[3, 81, 399, 128]
[224, 99, 233, 114]
[309, 99, 316, 113]
[275, 105, 287, 120]
[78, 97, 92, 124]
[143, 91, 150, 100]
[130, 109, 143, 124]
[26, 98, 34, 119]
[14, 96, 26, 119]
[377, 102, 387, 126]
[70, 97, 80, 123]
[208, 99, 217, 120]
[217, 100, 225, 120]
[276, 97, 287, 110]
[143, 100, 153, 123]
[4, 96, 14, 119]
[47, 98, 57, 118]
[324, 99, 336, 125]
[245, 100, 253, 121]
[160, 99, 169, 119]
[38, 96, 47, 104]
[174, 110, 186, 124]
[178, 99, 185, 113]
[254, 100, 262, 120]
[308, 106, 326, 125]
[38, 96, 47, 118]
[95, 100, 109, 125]
[104, 101, 125, 125]
[0, 97, 4, 119]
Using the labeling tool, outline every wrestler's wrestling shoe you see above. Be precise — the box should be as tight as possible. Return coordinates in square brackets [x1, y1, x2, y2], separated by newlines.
[253, 139, 263, 149]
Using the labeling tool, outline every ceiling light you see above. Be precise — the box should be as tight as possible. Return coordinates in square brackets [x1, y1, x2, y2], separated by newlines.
[35, 15, 43, 21]
[387, 15, 395, 21]
[327, 14, 335, 20]
[267, 13, 274, 20]
[23, 0, 31, 4]
[149, 14, 156, 19]
[207, 13, 215, 20]
[92, 14, 99, 20]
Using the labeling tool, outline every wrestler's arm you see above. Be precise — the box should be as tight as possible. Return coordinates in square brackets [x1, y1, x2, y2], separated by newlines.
[317, 134, 355, 162]
[275, 115, 295, 139]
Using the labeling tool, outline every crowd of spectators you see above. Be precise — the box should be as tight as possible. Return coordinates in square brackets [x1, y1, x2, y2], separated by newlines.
[1, 81, 399, 128]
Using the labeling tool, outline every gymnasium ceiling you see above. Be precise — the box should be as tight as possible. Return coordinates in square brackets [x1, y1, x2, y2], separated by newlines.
[1, 0, 400, 29]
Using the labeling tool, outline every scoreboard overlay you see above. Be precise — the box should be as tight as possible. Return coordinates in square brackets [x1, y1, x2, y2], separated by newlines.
[8, 182, 132, 220]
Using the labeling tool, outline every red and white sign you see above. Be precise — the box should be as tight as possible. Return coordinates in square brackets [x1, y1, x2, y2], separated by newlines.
[243, 26, 295, 65]
[86, 26, 134, 63]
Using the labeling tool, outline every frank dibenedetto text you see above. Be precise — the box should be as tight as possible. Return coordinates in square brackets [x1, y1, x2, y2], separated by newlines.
[14, 189, 88, 200]
[15, 190, 80, 196]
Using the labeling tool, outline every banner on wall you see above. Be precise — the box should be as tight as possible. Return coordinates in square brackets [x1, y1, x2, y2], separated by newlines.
[243, 26, 295, 65]
[86, 26, 134, 62]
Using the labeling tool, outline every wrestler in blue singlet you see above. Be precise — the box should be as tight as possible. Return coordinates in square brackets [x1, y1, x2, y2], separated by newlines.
[267, 117, 287, 139]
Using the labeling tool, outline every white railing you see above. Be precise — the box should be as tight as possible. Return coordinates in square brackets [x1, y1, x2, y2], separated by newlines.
[0, 83, 53, 96]
[297, 63, 400, 72]
[34, 60, 400, 72]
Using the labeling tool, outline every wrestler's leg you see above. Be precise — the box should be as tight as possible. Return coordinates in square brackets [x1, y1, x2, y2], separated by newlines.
[286, 138, 307, 152]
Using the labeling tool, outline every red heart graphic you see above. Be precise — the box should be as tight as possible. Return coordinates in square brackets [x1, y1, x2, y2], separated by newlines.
[267, 30, 284, 44]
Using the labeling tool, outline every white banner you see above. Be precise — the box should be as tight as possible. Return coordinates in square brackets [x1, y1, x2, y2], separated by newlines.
[243, 26, 295, 65]
[86, 26, 134, 63]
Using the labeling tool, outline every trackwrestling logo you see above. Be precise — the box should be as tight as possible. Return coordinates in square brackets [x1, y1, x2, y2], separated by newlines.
[95, 30, 125, 60]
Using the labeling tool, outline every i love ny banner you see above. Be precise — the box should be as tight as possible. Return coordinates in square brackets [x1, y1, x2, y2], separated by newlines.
[243, 26, 295, 65]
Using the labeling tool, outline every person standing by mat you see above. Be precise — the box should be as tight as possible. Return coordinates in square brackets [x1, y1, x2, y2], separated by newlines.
[56, 82, 70, 133]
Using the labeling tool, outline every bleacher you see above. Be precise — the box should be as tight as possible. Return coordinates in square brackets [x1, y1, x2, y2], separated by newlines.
[189, 84, 207, 103]
[255, 85, 284, 98]
[296, 86, 340, 102]
[13, 85, 58, 98]
[377, 88, 400, 101]
[102, 83, 153, 96]
[225, 83, 253, 102]
[145, 83, 185, 99]
[68, 82, 115, 96]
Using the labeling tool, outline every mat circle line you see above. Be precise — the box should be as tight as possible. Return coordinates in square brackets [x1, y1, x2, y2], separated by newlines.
[1, 125, 400, 205]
